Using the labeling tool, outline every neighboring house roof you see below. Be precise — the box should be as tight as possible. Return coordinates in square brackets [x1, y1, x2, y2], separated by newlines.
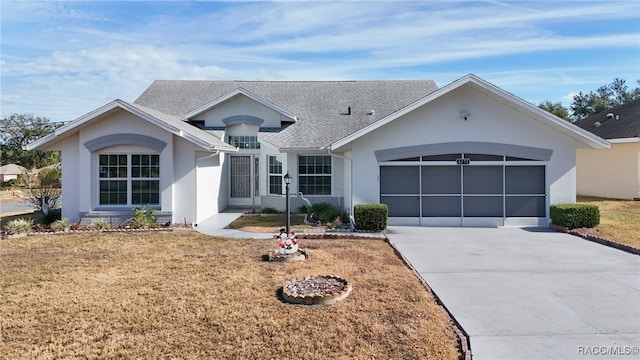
[573, 98, 640, 141]
[331, 74, 610, 151]
[134, 80, 439, 149]
[27, 99, 237, 152]
[0, 164, 25, 175]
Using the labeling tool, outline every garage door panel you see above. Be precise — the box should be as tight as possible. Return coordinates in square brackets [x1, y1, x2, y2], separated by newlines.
[506, 166, 545, 194]
[421, 166, 461, 194]
[380, 152, 548, 225]
[422, 196, 461, 217]
[380, 166, 419, 194]
[464, 196, 503, 217]
[506, 196, 546, 217]
[463, 166, 503, 194]
[381, 196, 420, 217]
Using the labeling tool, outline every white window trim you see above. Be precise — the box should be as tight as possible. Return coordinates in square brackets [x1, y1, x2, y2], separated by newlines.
[267, 155, 283, 195]
[97, 153, 161, 208]
[298, 155, 332, 196]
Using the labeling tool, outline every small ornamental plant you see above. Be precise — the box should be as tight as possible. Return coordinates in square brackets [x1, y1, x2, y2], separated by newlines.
[131, 207, 157, 228]
[50, 218, 71, 232]
[4, 218, 34, 235]
[92, 218, 110, 230]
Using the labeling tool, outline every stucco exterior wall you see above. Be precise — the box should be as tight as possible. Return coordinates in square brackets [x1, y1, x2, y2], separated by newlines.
[202, 96, 285, 128]
[59, 133, 80, 222]
[577, 142, 640, 199]
[349, 86, 579, 218]
[173, 136, 197, 224]
[78, 110, 174, 214]
[195, 151, 224, 222]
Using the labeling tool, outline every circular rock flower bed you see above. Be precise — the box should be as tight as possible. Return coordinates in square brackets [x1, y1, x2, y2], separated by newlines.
[282, 275, 352, 305]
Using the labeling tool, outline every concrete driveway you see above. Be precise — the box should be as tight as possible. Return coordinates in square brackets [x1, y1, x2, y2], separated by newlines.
[387, 227, 640, 360]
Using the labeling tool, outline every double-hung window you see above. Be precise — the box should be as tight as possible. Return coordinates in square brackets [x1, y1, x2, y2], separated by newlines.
[99, 154, 160, 206]
[298, 155, 331, 195]
[267, 155, 283, 195]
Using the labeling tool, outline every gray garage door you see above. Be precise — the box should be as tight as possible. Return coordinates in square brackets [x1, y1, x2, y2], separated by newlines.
[380, 153, 546, 226]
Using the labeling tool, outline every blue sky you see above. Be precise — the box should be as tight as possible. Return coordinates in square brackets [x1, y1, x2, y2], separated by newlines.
[1, 1, 639, 123]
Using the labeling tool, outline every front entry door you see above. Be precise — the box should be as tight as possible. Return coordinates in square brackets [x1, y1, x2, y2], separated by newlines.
[229, 155, 260, 206]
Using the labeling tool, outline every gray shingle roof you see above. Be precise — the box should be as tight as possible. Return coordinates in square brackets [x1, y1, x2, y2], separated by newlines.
[574, 98, 640, 140]
[134, 80, 439, 149]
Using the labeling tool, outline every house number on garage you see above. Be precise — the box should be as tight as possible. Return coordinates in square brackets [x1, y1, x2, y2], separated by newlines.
[456, 158, 471, 165]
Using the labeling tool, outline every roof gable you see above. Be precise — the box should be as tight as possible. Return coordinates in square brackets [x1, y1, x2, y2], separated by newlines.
[27, 100, 236, 152]
[330, 74, 609, 150]
[184, 88, 297, 122]
[573, 98, 640, 140]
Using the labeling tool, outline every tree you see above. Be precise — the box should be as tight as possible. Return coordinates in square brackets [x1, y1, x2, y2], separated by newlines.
[26, 167, 62, 213]
[538, 101, 570, 121]
[0, 113, 61, 169]
[570, 78, 640, 121]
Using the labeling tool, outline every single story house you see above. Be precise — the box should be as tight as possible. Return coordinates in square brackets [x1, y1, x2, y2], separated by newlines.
[28, 74, 608, 227]
[575, 98, 640, 200]
[0, 164, 25, 183]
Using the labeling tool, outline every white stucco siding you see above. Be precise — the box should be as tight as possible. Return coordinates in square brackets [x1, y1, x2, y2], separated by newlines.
[202, 96, 284, 128]
[173, 136, 197, 224]
[196, 151, 224, 222]
[350, 86, 579, 209]
[77, 110, 174, 212]
[577, 142, 640, 199]
[59, 133, 81, 222]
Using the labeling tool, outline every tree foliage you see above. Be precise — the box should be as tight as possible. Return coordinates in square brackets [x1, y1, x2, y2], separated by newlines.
[27, 167, 62, 213]
[538, 101, 570, 121]
[0, 113, 61, 169]
[539, 78, 640, 122]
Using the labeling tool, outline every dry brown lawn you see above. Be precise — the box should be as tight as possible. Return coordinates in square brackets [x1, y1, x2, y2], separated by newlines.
[1, 232, 459, 359]
[577, 196, 640, 249]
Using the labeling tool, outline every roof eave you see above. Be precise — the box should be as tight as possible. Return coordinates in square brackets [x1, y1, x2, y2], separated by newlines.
[608, 137, 640, 144]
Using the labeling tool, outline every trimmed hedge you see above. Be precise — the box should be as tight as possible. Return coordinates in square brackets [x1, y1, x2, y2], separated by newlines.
[550, 204, 600, 229]
[354, 204, 388, 232]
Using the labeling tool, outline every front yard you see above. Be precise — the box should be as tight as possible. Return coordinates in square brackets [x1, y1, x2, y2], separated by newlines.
[577, 196, 640, 249]
[0, 232, 460, 359]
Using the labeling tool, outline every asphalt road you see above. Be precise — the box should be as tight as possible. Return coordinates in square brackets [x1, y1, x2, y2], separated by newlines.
[0, 201, 37, 215]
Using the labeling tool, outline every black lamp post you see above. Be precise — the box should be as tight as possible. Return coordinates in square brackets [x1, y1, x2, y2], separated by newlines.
[283, 172, 292, 235]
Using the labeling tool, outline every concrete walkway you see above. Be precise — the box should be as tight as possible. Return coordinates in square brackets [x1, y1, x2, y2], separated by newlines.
[194, 209, 274, 239]
[387, 226, 640, 360]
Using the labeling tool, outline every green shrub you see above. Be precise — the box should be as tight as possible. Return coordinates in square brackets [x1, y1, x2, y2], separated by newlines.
[550, 204, 600, 229]
[36, 208, 61, 225]
[297, 205, 309, 214]
[261, 207, 279, 214]
[92, 218, 110, 230]
[308, 202, 347, 223]
[50, 218, 71, 232]
[131, 207, 157, 228]
[4, 218, 34, 234]
[354, 204, 388, 232]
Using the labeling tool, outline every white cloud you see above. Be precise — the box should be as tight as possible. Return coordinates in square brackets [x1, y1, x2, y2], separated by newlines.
[1, 1, 638, 121]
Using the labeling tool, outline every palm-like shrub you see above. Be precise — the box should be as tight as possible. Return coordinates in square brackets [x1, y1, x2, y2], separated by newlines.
[4, 218, 34, 234]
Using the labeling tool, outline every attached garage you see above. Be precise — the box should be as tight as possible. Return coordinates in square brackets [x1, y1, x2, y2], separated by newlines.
[328, 74, 609, 228]
[377, 142, 551, 227]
